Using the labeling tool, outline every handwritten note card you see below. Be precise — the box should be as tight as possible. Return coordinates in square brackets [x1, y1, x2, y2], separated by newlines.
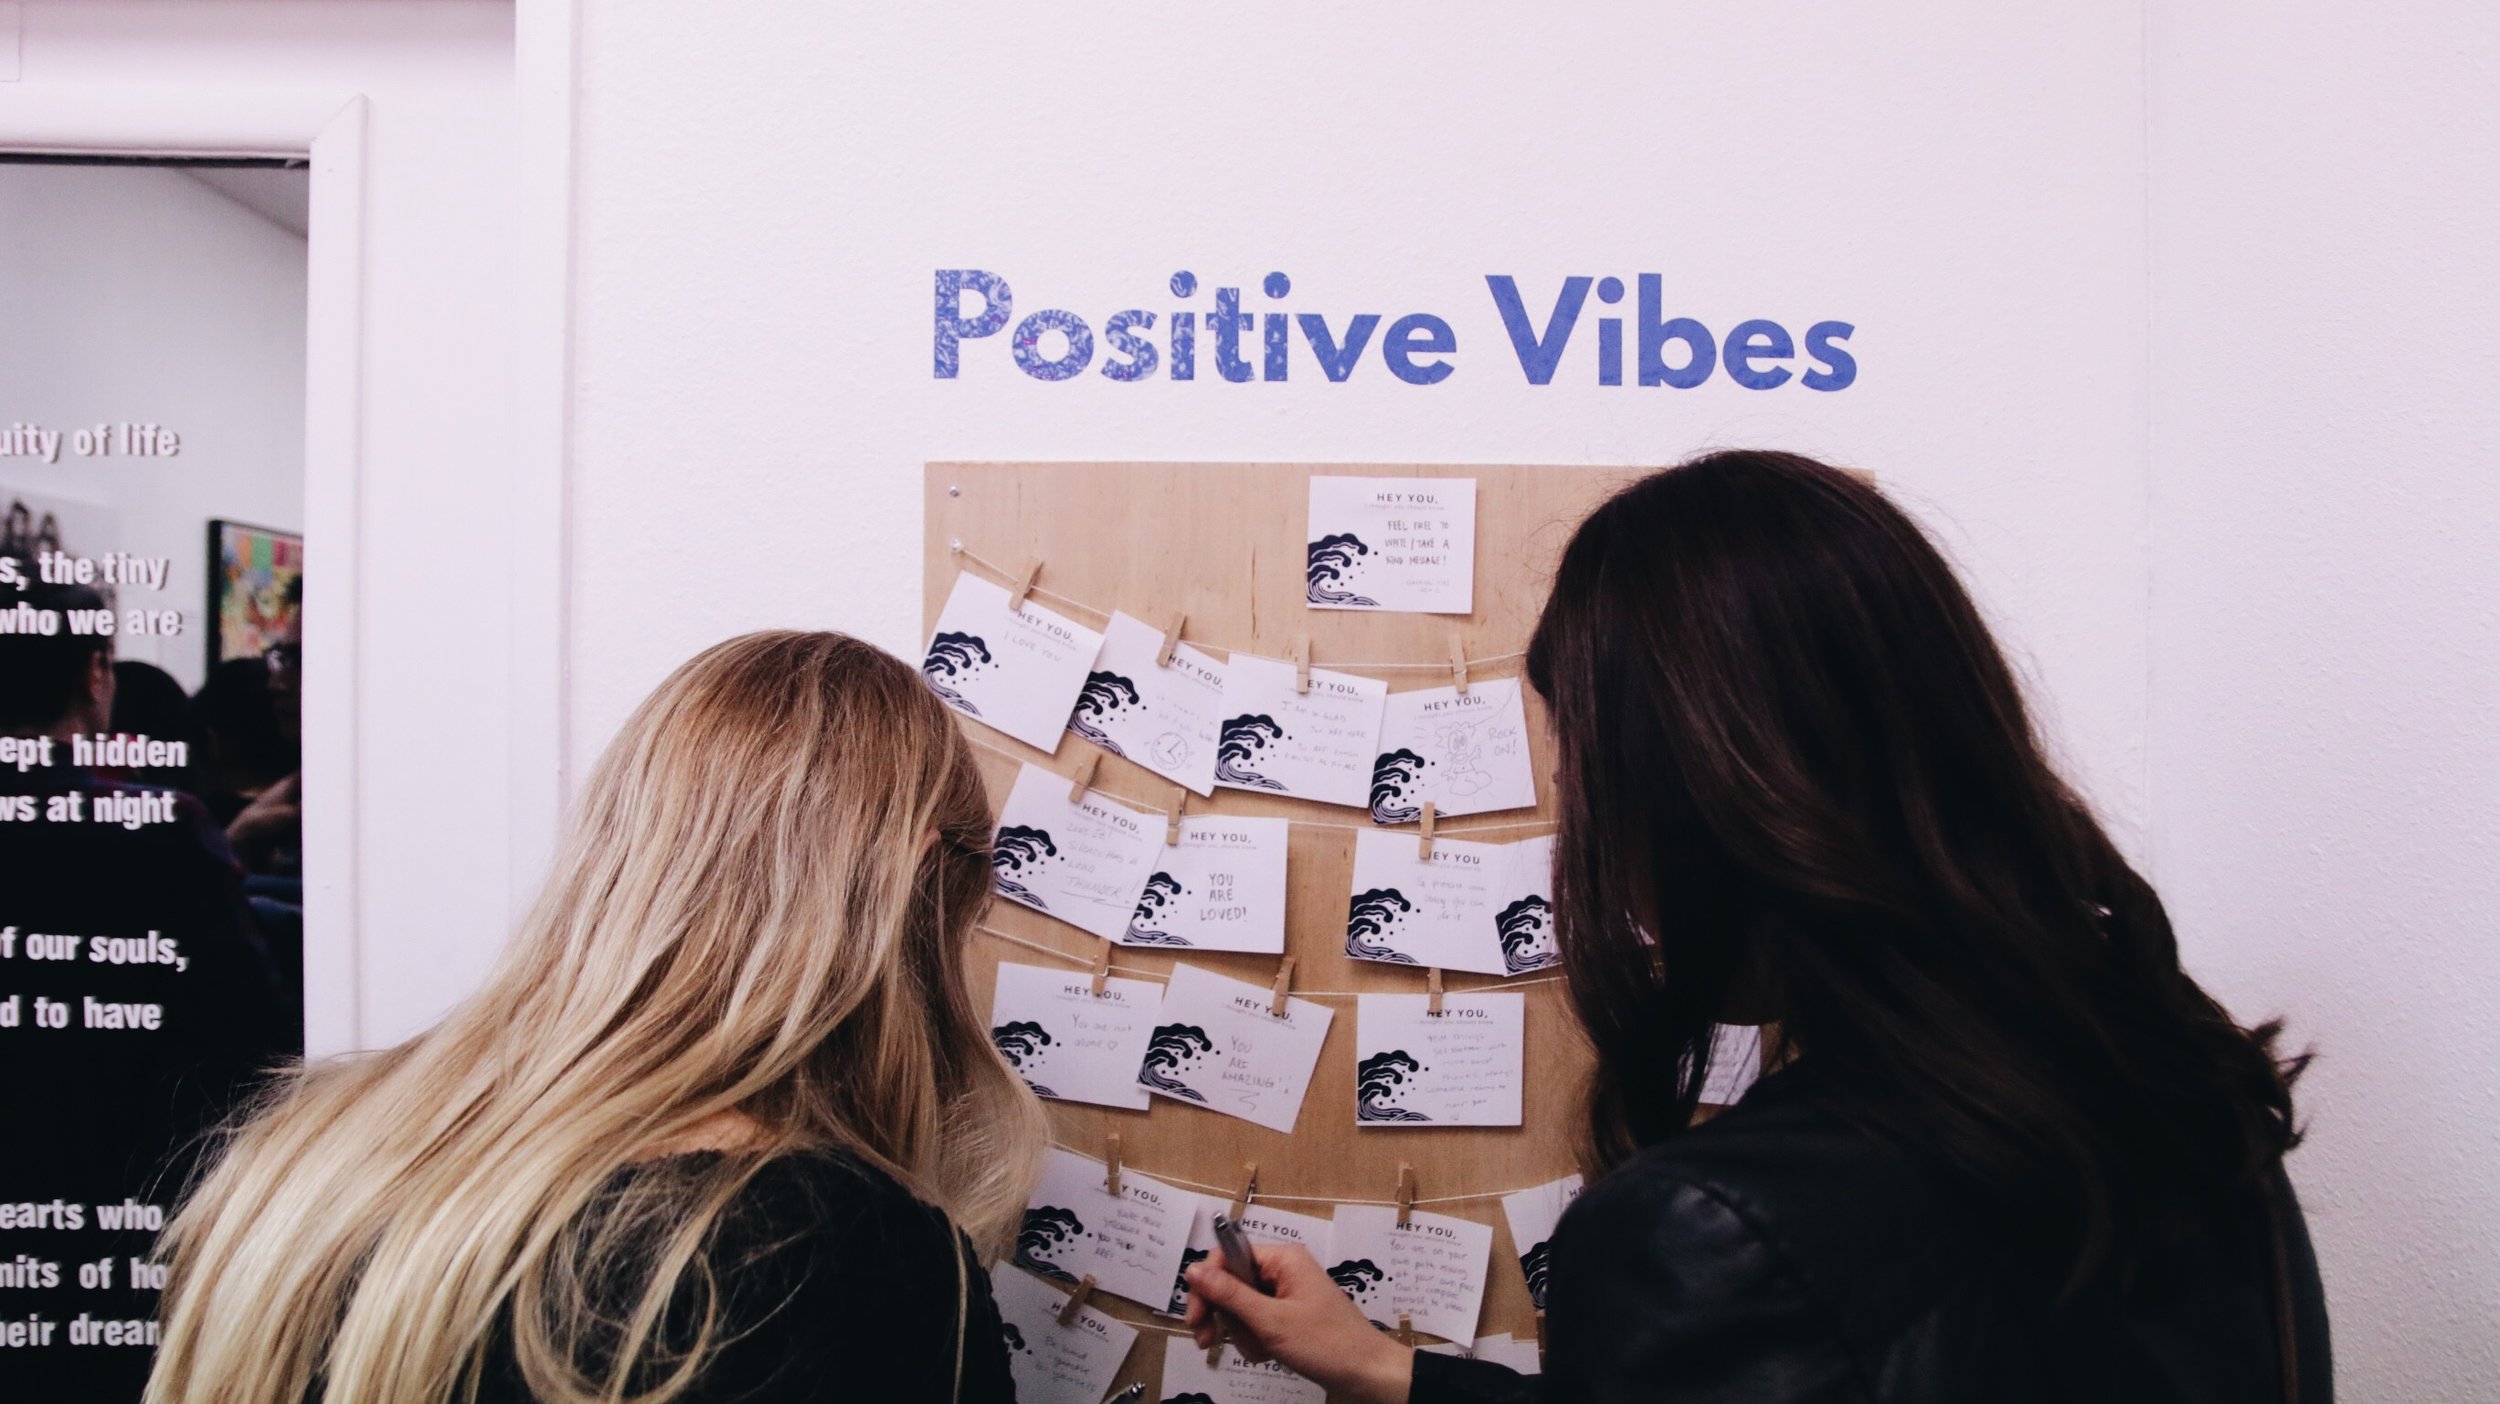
[1488, 836, 1557, 976]
[990, 1264, 1141, 1404]
[1343, 830, 1509, 973]
[1499, 1174, 1583, 1312]
[1422, 1335, 1543, 1372]
[1157, 1337, 1325, 1404]
[993, 762, 1163, 941]
[1325, 1205, 1494, 1344]
[1122, 815, 1290, 953]
[1215, 653, 1388, 809]
[1069, 610, 1228, 796]
[1138, 963, 1334, 1134]
[1369, 679, 1537, 823]
[1015, 1147, 1192, 1311]
[1353, 993, 1524, 1127]
[987, 962, 1158, 1111]
[1306, 476, 1477, 615]
[924, 571, 1106, 753]
[1164, 1194, 1335, 1316]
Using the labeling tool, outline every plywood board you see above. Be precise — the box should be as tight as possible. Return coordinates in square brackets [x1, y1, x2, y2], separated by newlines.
[927, 462, 1635, 1383]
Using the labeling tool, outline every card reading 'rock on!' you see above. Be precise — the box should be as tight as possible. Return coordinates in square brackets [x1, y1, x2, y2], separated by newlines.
[1120, 815, 1291, 953]
[1214, 653, 1388, 809]
[1014, 1147, 1191, 1311]
[922, 570, 1106, 753]
[1066, 610, 1228, 797]
[1369, 678, 1538, 823]
[991, 762, 1163, 942]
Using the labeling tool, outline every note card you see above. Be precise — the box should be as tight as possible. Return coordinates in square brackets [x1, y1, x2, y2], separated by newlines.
[1342, 829, 1509, 973]
[1157, 1337, 1325, 1404]
[987, 962, 1159, 1111]
[1138, 963, 1334, 1134]
[1068, 610, 1228, 796]
[1421, 1335, 1543, 1372]
[1702, 1022, 1765, 1106]
[991, 1264, 1141, 1404]
[992, 762, 1163, 941]
[1122, 815, 1291, 953]
[1164, 1194, 1336, 1316]
[1499, 1174, 1583, 1312]
[1489, 836, 1558, 975]
[1352, 994, 1525, 1127]
[1326, 1205, 1495, 1344]
[924, 571, 1107, 753]
[1215, 653, 1389, 809]
[1369, 678, 1537, 823]
[1305, 476, 1477, 615]
[1015, 1147, 1193, 1311]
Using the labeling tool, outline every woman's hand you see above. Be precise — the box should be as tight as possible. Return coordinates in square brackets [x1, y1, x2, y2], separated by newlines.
[1184, 1243, 1413, 1404]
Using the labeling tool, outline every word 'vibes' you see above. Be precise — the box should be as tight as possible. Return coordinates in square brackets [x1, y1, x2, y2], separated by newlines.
[933, 269, 1858, 390]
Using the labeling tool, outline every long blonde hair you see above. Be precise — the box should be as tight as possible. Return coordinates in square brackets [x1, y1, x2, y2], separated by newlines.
[147, 631, 1045, 1404]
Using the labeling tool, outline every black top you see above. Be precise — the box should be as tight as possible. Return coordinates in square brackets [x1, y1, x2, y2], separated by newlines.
[1417, 1065, 2331, 1404]
[473, 1151, 1014, 1404]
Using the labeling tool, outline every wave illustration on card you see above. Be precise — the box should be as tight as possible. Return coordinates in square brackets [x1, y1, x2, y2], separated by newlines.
[1069, 670, 1140, 754]
[1138, 1023, 1214, 1102]
[1369, 748, 1429, 824]
[1519, 1239, 1553, 1311]
[999, 1320, 1027, 1355]
[1016, 1206, 1086, 1281]
[1165, 1245, 1211, 1316]
[1216, 714, 1288, 790]
[1328, 1258, 1387, 1301]
[990, 1020, 1057, 1098]
[1345, 889, 1419, 964]
[1356, 1050, 1434, 1123]
[1307, 533, 1379, 607]
[922, 632, 993, 715]
[1124, 871, 1190, 947]
[1496, 894, 1558, 974]
[991, 826, 1058, 909]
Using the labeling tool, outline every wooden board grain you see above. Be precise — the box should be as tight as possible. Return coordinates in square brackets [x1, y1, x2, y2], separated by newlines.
[926, 462, 1635, 1384]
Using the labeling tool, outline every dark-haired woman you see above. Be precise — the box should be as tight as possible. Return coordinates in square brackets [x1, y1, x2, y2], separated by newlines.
[1187, 452, 2328, 1403]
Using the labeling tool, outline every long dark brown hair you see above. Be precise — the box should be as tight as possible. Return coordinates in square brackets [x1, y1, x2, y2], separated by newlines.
[1528, 451, 2302, 1283]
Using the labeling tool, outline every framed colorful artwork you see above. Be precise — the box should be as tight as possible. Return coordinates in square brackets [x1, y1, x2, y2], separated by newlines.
[207, 518, 305, 668]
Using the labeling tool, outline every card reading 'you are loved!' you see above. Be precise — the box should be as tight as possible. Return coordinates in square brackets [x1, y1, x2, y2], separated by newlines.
[923, 571, 1106, 753]
[1120, 815, 1291, 953]
[991, 762, 1163, 942]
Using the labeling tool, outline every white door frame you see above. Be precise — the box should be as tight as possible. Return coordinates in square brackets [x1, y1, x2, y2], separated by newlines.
[0, 91, 372, 1056]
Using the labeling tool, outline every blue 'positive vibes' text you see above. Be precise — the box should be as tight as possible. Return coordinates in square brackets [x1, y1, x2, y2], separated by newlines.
[932, 271, 1856, 391]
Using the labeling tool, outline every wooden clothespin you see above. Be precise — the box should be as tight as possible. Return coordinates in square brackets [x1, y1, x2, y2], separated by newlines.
[1417, 801, 1438, 859]
[1055, 1274, 1097, 1326]
[1426, 966, 1446, 1017]
[1268, 956, 1297, 1017]
[1534, 1310, 1548, 1363]
[1103, 1132, 1124, 1197]
[1067, 749, 1100, 804]
[1165, 787, 1187, 846]
[1447, 632, 1469, 695]
[1292, 634, 1312, 693]
[1230, 1162, 1260, 1218]
[1156, 611, 1188, 667]
[1396, 1312, 1417, 1347]
[1006, 557, 1042, 610]
[1396, 1163, 1418, 1228]
[1088, 940, 1113, 996]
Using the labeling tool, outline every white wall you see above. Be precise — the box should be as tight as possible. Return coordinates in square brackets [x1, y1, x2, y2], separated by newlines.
[5, 1, 525, 1046]
[0, 162, 307, 693]
[559, 5, 2496, 1398]
[2147, 4, 2500, 1396]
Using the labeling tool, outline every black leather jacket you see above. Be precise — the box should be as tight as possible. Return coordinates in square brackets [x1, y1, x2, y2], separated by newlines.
[1415, 1066, 2330, 1404]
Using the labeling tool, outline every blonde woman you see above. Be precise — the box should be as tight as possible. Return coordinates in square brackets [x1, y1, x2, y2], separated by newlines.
[147, 632, 1047, 1404]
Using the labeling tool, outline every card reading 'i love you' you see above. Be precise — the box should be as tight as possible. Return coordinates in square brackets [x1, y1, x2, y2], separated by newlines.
[923, 571, 1105, 753]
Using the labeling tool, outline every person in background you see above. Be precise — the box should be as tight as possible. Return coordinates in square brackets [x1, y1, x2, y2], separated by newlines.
[1188, 452, 2328, 1403]
[149, 632, 1044, 1404]
[0, 579, 294, 1402]
[190, 656, 295, 833]
[106, 659, 205, 796]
